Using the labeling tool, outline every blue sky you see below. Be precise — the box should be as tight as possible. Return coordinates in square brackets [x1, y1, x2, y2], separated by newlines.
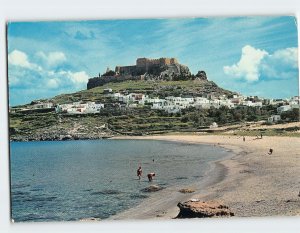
[7, 16, 299, 106]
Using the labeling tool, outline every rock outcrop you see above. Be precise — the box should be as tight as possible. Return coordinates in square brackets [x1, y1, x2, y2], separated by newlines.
[176, 200, 234, 218]
[141, 185, 163, 192]
[195, 70, 208, 80]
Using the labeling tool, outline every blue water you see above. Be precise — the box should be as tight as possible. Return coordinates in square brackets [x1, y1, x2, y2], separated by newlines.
[10, 139, 229, 222]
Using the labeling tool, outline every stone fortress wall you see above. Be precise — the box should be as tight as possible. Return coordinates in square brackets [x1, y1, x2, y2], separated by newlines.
[115, 57, 179, 75]
[136, 57, 178, 67]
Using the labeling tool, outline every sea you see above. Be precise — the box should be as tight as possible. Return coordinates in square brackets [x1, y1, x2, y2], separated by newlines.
[10, 139, 230, 222]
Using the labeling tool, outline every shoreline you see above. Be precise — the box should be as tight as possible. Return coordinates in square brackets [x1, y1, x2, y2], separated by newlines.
[109, 135, 300, 219]
[109, 144, 232, 220]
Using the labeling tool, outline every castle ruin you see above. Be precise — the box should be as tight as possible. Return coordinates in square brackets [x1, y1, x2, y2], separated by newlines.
[115, 57, 179, 76]
[87, 57, 195, 89]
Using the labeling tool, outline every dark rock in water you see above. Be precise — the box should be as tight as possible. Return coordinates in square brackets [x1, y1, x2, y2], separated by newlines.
[141, 185, 163, 192]
[176, 200, 234, 218]
[90, 190, 122, 195]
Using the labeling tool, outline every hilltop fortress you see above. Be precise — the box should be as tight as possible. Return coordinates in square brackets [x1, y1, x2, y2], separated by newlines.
[87, 57, 207, 89]
[115, 57, 179, 75]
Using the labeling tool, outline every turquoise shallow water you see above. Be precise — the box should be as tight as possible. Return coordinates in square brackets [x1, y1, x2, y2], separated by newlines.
[10, 139, 229, 222]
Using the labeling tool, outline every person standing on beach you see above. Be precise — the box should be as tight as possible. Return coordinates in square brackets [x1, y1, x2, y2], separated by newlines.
[137, 166, 142, 180]
[268, 148, 273, 155]
[243, 136, 245, 142]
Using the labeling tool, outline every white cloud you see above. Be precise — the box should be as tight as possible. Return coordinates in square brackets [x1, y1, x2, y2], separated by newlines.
[8, 50, 33, 68]
[224, 45, 298, 82]
[47, 79, 60, 89]
[8, 49, 91, 105]
[42, 70, 90, 90]
[273, 47, 298, 68]
[261, 47, 298, 79]
[8, 50, 42, 71]
[57, 71, 91, 85]
[36, 51, 66, 67]
[68, 71, 90, 84]
[223, 45, 268, 82]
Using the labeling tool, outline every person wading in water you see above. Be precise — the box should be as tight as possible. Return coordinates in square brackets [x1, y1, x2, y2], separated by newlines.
[137, 166, 142, 180]
[147, 173, 155, 182]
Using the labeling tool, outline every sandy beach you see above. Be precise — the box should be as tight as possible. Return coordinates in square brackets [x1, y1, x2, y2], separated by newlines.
[110, 134, 300, 219]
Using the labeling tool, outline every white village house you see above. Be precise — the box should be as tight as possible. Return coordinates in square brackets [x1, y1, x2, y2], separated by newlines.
[33, 102, 54, 109]
[268, 115, 281, 123]
[277, 105, 292, 114]
[55, 101, 104, 114]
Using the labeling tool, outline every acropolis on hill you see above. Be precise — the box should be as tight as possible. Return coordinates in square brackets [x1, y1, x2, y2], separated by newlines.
[87, 57, 201, 89]
[115, 57, 179, 75]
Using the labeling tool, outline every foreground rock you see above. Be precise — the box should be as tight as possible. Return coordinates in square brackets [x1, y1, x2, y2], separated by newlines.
[141, 185, 163, 192]
[176, 200, 234, 218]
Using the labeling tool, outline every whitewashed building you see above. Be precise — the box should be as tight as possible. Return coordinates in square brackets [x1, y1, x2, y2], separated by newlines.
[56, 102, 104, 114]
[210, 122, 218, 128]
[151, 100, 167, 110]
[219, 99, 235, 108]
[268, 115, 281, 123]
[121, 93, 146, 104]
[270, 99, 285, 105]
[85, 102, 104, 113]
[194, 97, 210, 109]
[209, 99, 220, 108]
[277, 105, 292, 114]
[33, 102, 54, 109]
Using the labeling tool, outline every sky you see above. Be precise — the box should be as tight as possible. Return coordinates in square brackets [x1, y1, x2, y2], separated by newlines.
[7, 16, 299, 106]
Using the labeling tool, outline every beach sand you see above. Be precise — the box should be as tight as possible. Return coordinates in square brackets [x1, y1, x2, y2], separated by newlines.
[110, 135, 300, 219]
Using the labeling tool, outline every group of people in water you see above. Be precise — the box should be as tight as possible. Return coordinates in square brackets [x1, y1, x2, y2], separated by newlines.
[137, 166, 155, 182]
